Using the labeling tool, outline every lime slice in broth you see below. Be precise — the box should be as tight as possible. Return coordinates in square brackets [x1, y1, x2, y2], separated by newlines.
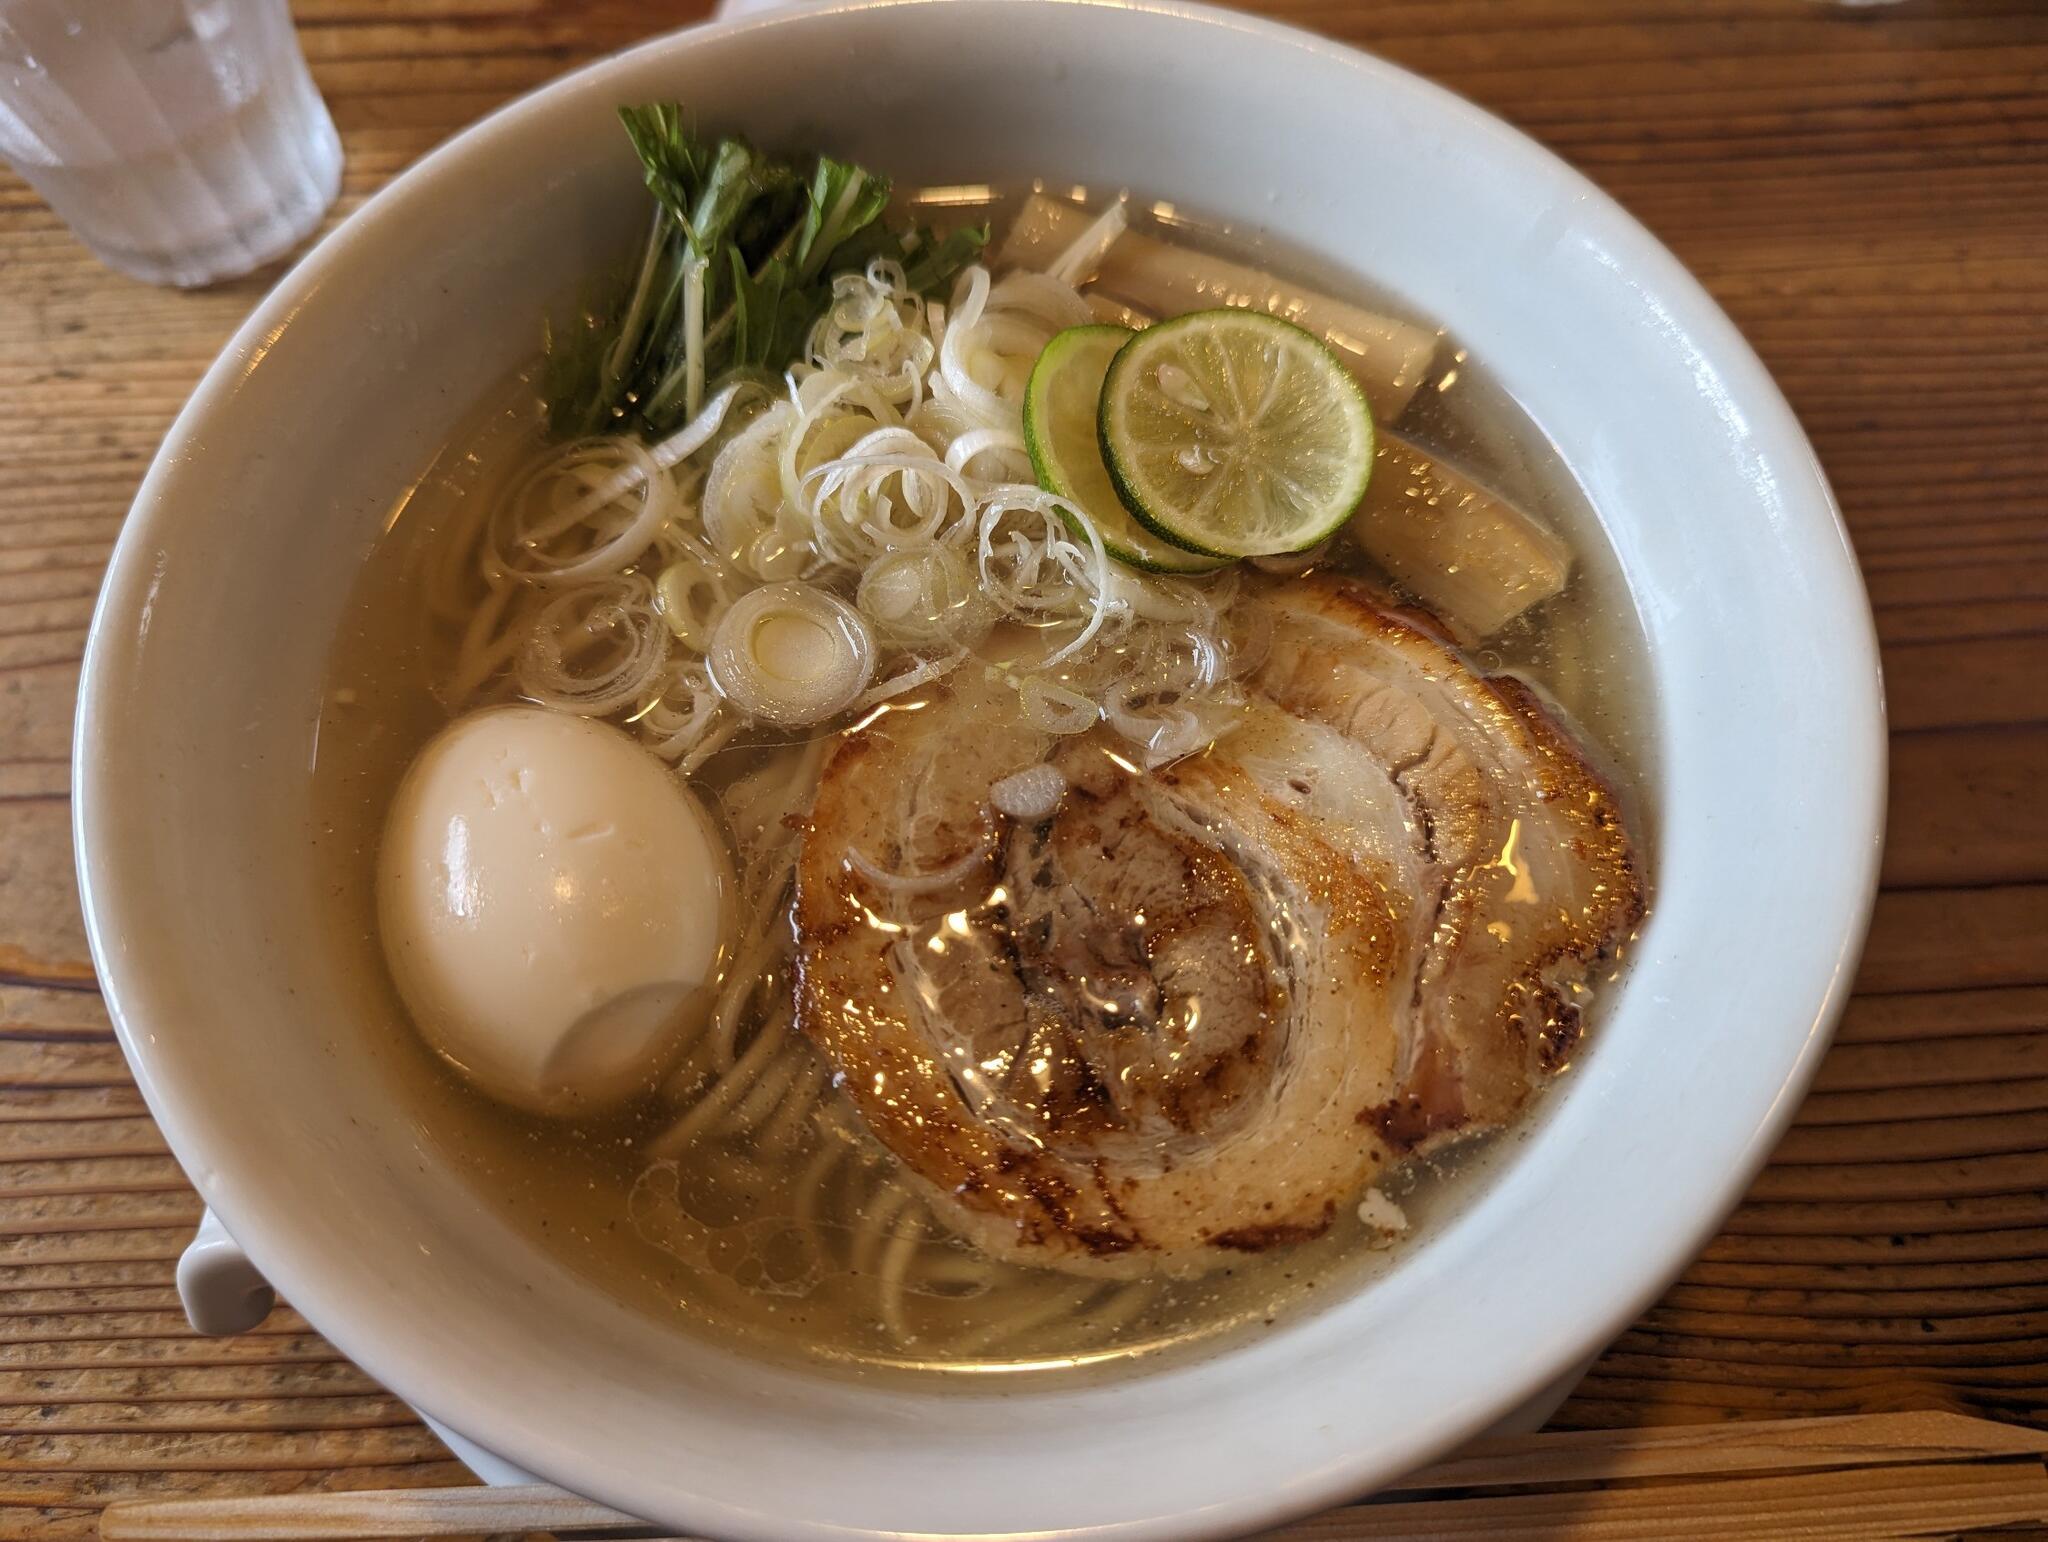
[1024, 324, 1227, 574]
[1099, 308, 1374, 559]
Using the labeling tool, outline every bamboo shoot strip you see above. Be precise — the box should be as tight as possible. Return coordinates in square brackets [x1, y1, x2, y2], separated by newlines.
[1001, 193, 1439, 423]
[1351, 431, 1572, 638]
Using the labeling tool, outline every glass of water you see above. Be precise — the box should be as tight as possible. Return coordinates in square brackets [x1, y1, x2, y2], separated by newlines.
[0, 0, 342, 287]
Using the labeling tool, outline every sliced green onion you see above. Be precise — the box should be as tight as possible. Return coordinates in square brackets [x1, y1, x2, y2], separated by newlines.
[707, 581, 876, 728]
[1016, 674, 1100, 735]
[655, 559, 733, 652]
[855, 546, 992, 648]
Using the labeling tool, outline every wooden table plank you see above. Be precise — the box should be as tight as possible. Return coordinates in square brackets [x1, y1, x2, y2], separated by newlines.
[2, 1, 2045, 1536]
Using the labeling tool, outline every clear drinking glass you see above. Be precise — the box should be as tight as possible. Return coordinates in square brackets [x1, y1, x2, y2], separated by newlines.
[0, 0, 341, 287]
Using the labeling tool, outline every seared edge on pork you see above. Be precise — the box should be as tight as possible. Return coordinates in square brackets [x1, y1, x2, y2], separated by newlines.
[793, 575, 1643, 1276]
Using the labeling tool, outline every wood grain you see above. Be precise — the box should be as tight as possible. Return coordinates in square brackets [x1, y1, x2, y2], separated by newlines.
[2, 0, 2045, 1537]
[1263, 1462, 2048, 1541]
[83, 1414, 2048, 1539]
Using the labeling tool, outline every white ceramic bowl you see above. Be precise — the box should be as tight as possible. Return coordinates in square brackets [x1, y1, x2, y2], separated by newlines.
[74, 3, 1885, 1537]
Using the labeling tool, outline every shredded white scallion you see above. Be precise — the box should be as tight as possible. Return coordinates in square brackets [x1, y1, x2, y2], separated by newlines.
[455, 246, 1247, 768]
[845, 838, 992, 895]
[856, 648, 970, 708]
[634, 657, 725, 763]
[492, 437, 677, 586]
[517, 574, 671, 716]
[655, 558, 734, 653]
[1016, 674, 1101, 735]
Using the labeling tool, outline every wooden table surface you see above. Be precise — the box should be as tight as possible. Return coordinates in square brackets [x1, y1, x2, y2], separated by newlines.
[3, 1, 2045, 1536]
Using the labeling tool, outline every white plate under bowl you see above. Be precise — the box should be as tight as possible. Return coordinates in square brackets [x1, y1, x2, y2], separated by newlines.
[74, 2, 1883, 1537]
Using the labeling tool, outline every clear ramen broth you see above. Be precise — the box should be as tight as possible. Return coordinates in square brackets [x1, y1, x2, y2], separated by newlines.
[310, 178, 1653, 1380]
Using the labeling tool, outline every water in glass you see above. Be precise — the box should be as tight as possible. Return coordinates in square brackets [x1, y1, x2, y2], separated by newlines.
[0, 0, 341, 286]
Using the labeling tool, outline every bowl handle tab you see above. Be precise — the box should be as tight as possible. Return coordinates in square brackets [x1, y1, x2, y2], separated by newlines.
[177, 1207, 277, 1336]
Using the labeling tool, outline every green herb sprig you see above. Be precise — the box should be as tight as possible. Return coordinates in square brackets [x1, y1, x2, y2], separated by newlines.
[545, 105, 987, 442]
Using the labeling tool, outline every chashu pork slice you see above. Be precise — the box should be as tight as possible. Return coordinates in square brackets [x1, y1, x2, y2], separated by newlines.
[1251, 578, 1644, 1150]
[792, 574, 1642, 1277]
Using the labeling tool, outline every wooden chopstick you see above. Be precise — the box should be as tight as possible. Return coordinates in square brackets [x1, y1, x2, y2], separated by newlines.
[1263, 1460, 2048, 1540]
[1386, 1408, 2048, 1492]
[98, 1484, 661, 1541]
[97, 1411, 2048, 1541]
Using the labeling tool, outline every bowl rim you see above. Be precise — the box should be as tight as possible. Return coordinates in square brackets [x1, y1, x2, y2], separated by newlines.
[74, 1, 1887, 1536]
